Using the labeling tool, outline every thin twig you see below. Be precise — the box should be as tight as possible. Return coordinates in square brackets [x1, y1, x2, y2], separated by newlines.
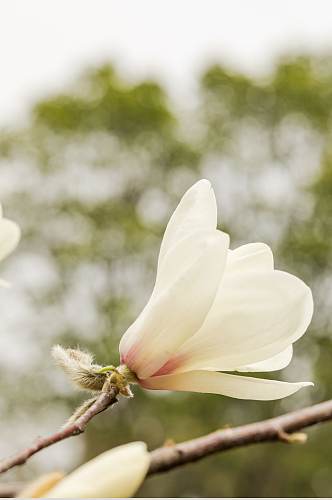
[148, 398, 332, 474]
[0, 389, 118, 475]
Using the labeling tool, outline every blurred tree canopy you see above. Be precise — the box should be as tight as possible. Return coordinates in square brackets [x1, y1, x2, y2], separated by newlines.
[1, 54, 332, 497]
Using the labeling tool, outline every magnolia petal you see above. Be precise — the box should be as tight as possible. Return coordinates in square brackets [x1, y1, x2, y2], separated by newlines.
[158, 179, 217, 267]
[119, 230, 228, 359]
[236, 345, 293, 372]
[0, 278, 11, 288]
[120, 231, 229, 379]
[47, 442, 150, 498]
[174, 270, 313, 373]
[0, 218, 20, 261]
[226, 242, 274, 274]
[141, 370, 313, 401]
[154, 229, 229, 296]
[18, 472, 64, 498]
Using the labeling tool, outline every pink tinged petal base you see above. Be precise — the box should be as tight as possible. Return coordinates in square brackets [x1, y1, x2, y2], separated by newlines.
[141, 370, 313, 401]
[151, 353, 188, 377]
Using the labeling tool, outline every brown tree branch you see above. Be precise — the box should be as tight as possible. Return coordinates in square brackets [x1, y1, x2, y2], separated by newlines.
[148, 398, 332, 474]
[0, 389, 118, 475]
[1, 398, 332, 497]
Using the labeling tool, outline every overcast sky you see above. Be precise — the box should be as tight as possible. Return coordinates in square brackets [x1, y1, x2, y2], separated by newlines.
[1, 0, 332, 124]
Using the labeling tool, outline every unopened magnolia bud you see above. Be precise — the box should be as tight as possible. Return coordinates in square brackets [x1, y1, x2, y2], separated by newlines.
[46, 442, 150, 498]
[52, 345, 106, 392]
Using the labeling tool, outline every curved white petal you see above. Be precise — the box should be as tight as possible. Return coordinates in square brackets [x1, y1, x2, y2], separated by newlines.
[155, 229, 229, 296]
[18, 473, 64, 498]
[0, 218, 20, 261]
[226, 242, 274, 274]
[47, 442, 150, 498]
[158, 179, 217, 267]
[141, 370, 313, 401]
[120, 230, 229, 379]
[119, 229, 229, 358]
[174, 270, 313, 373]
[236, 345, 293, 372]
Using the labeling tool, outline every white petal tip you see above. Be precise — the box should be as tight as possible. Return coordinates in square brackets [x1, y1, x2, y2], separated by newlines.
[190, 179, 212, 191]
[197, 178, 211, 186]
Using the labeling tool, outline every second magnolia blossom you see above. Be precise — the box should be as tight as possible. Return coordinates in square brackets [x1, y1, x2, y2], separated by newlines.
[19, 442, 150, 498]
[119, 179, 314, 400]
[0, 204, 20, 284]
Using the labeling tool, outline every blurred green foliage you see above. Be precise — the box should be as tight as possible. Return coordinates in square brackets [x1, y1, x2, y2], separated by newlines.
[1, 54, 332, 497]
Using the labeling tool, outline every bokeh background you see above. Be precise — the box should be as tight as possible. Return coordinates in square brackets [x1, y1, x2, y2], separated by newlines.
[1, 1, 332, 497]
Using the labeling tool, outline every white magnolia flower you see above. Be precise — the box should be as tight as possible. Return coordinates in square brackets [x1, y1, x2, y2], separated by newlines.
[119, 180, 314, 400]
[0, 203, 20, 284]
[26, 442, 150, 498]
